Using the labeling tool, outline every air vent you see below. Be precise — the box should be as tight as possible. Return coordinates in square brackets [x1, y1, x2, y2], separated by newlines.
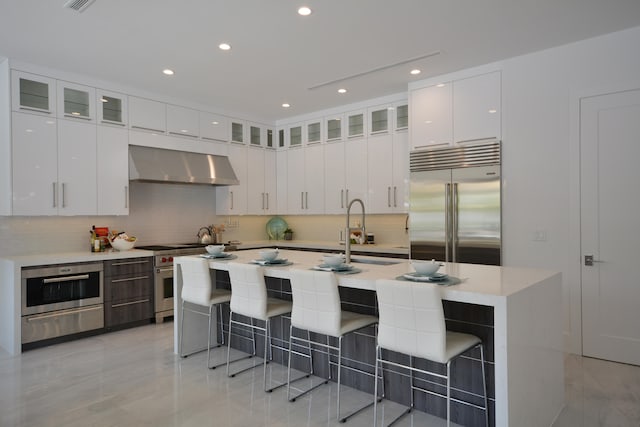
[410, 139, 501, 172]
[63, 0, 96, 12]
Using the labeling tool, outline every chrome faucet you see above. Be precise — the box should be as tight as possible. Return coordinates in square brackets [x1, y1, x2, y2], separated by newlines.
[345, 198, 366, 263]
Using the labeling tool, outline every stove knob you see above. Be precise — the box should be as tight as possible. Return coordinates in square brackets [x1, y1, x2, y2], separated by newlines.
[161, 257, 167, 263]
[169, 256, 174, 262]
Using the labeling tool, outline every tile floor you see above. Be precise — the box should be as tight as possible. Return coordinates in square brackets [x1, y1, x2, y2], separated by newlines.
[0, 323, 638, 427]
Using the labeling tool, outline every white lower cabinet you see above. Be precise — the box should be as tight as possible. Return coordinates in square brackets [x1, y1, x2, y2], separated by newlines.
[57, 119, 97, 215]
[247, 147, 277, 214]
[216, 143, 247, 214]
[97, 125, 129, 215]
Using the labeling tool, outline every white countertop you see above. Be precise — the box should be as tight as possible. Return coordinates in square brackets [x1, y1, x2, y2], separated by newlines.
[1, 249, 155, 267]
[234, 240, 408, 255]
[200, 248, 559, 304]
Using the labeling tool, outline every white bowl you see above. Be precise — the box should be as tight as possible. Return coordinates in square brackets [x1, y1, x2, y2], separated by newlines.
[206, 245, 225, 255]
[111, 237, 136, 251]
[411, 260, 440, 276]
[323, 254, 345, 267]
[259, 249, 279, 262]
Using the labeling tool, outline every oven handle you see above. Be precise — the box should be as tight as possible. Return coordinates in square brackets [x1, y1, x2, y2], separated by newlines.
[111, 260, 149, 267]
[25, 305, 102, 321]
[156, 267, 173, 274]
[43, 274, 90, 284]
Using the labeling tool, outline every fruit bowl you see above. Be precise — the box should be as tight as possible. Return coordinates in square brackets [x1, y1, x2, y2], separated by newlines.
[110, 236, 136, 251]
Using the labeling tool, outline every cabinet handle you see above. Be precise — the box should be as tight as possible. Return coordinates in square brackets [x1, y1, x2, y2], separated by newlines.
[305, 192, 308, 210]
[394, 186, 397, 207]
[52, 182, 57, 208]
[341, 189, 344, 209]
[301, 192, 304, 210]
[168, 131, 197, 138]
[124, 186, 129, 209]
[261, 192, 264, 210]
[266, 193, 269, 210]
[230, 191, 234, 210]
[43, 274, 90, 284]
[111, 298, 150, 309]
[388, 186, 391, 207]
[110, 275, 149, 283]
[62, 183, 67, 208]
[26, 305, 102, 321]
[20, 106, 52, 114]
[100, 120, 126, 127]
[111, 260, 149, 266]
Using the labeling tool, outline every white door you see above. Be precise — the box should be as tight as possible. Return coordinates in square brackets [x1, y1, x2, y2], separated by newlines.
[581, 88, 640, 366]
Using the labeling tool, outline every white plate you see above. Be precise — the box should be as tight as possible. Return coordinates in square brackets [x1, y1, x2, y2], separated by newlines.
[314, 264, 353, 272]
[251, 258, 289, 265]
[403, 272, 449, 282]
[200, 253, 231, 259]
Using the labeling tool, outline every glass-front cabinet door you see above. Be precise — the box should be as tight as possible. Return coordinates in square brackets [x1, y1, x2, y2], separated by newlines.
[57, 81, 95, 121]
[97, 89, 127, 126]
[395, 104, 408, 131]
[266, 129, 274, 148]
[250, 125, 261, 146]
[289, 124, 302, 147]
[369, 107, 389, 134]
[326, 115, 342, 141]
[231, 121, 244, 143]
[11, 71, 56, 115]
[348, 111, 365, 138]
[307, 121, 321, 144]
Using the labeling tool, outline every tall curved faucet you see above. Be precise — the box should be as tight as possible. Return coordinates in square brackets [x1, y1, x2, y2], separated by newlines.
[345, 198, 366, 263]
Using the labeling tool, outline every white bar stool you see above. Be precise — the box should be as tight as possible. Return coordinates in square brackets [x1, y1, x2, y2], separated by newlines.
[287, 268, 379, 423]
[179, 256, 231, 369]
[226, 262, 292, 392]
[374, 279, 489, 427]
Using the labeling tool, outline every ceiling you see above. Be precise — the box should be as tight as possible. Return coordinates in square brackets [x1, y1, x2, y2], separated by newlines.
[1, 0, 640, 122]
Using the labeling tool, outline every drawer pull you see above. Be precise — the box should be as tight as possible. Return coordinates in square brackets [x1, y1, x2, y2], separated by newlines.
[111, 299, 150, 308]
[111, 260, 149, 266]
[110, 275, 149, 283]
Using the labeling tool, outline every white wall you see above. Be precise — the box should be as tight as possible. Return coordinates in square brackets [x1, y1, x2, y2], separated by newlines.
[499, 26, 640, 353]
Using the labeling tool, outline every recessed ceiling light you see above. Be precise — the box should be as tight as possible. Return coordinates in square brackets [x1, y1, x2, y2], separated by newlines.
[163, 69, 174, 76]
[212, 121, 219, 125]
[298, 6, 312, 16]
[410, 69, 421, 75]
[436, 83, 445, 88]
[488, 109, 497, 114]
[425, 120, 433, 124]
[338, 88, 347, 94]
[282, 103, 291, 108]
[219, 43, 231, 51]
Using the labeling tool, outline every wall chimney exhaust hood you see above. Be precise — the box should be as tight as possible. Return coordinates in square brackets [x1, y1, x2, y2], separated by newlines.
[129, 145, 239, 186]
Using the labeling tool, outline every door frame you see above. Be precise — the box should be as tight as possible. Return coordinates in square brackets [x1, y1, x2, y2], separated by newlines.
[568, 79, 640, 355]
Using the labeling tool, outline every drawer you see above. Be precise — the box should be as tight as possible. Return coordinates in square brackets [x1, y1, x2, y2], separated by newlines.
[104, 275, 153, 302]
[104, 257, 152, 277]
[105, 298, 153, 327]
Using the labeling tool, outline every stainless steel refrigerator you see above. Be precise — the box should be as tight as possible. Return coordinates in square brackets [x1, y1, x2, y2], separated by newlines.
[409, 140, 501, 265]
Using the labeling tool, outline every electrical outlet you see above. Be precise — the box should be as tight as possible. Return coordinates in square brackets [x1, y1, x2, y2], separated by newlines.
[533, 230, 547, 241]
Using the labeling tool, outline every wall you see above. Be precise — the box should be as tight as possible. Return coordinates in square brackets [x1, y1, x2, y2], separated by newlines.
[498, 26, 640, 353]
[0, 182, 218, 257]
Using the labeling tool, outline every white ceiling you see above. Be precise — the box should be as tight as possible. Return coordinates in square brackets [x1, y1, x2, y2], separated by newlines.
[1, 0, 640, 122]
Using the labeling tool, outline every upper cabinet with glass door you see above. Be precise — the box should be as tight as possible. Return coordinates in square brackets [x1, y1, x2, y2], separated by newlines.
[57, 80, 96, 122]
[347, 110, 365, 138]
[11, 71, 56, 115]
[325, 114, 343, 142]
[266, 128, 275, 149]
[97, 89, 127, 126]
[231, 120, 245, 144]
[368, 106, 389, 135]
[306, 120, 321, 144]
[249, 124, 262, 146]
[394, 103, 408, 131]
[289, 123, 303, 147]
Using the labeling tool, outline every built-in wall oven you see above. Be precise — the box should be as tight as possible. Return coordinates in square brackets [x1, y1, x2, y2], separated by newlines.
[21, 262, 104, 346]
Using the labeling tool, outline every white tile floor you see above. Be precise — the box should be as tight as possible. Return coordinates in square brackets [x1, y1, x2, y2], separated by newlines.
[1, 323, 638, 427]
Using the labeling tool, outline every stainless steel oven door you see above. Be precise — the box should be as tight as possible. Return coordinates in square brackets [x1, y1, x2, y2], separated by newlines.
[154, 266, 174, 321]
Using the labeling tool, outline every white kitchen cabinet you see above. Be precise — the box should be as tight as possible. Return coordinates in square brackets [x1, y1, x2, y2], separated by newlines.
[97, 89, 127, 126]
[325, 114, 343, 141]
[306, 120, 321, 144]
[97, 125, 129, 215]
[246, 147, 276, 214]
[166, 104, 199, 138]
[276, 150, 287, 214]
[369, 106, 389, 135]
[57, 119, 97, 215]
[129, 96, 166, 133]
[216, 143, 247, 214]
[249, 124, 262, 146]
[230, 120, 245, 143]
[57, 80, 95, 122]
[286, 145, 324, 214]
[368, 132, 409, 213]
[324, 141, 346, 214]
[410, 82, 453, 149]
[347, 110, 365, 138]
[199, 112, 228, 142]
[453, 71, 501, 143]
[289, 123, 303, 147]
[11, 70, 56, 115]
[11, 112, 58, 215]
[394, 103, 408, 131]
[344, 138, 368, 205]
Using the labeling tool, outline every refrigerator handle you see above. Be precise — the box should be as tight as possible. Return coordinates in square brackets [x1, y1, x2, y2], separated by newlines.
[445, 183, 451, 263]
[452, 182, 459, 262]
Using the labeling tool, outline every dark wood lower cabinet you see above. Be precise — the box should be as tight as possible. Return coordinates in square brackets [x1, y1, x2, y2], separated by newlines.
[104, 257, 154, 329]
[215, 270, 495, 427]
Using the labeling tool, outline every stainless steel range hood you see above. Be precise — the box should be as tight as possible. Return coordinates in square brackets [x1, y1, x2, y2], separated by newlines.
[129, 145, 239, 185]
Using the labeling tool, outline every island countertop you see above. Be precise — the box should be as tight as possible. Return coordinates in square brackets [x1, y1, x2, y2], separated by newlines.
[174, 249, 564, 427]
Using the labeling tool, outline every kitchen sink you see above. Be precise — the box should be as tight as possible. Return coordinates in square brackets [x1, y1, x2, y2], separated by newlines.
[349, 258, 401, 266]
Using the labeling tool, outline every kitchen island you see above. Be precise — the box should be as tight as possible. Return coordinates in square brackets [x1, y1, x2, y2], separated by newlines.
[174, 249, 564, 427]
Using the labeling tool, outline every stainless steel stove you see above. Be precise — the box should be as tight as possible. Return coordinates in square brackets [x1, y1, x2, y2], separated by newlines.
[136, 243, 209, 323]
